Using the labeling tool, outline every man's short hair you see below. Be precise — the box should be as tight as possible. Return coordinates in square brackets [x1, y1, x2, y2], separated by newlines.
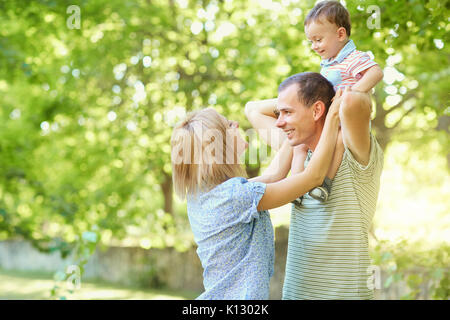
[278, 72, 335, 111]
[304, 1, 351, 37]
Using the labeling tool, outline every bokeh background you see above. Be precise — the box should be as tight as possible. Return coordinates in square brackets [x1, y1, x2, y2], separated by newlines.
[0, 0, 448, 299]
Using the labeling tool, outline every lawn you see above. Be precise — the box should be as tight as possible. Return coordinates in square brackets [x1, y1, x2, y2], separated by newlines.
[0, 268, 199, 300]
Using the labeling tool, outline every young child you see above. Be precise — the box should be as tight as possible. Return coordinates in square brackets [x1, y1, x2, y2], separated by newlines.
[292, 1, 384, 203]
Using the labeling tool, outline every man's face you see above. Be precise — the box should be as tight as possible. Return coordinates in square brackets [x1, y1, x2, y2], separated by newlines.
[275, 84, 316, 147]
[305, 19, 345, 60]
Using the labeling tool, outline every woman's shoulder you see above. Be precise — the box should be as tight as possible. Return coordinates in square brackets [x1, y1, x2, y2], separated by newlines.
[222, 177, 266, 199]
[219, 177, 265, 192]
[190, 177, 265, 204]
[222, 176, 247, 187]
[209, 177, 248, 196]
[189, 176, 267, 224]
[203, 177, 264, 201]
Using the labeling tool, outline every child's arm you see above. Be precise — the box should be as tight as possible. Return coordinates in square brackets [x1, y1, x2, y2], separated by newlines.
[351, 65, 384, 93]
[257, 90, 343, 211]
[245, 98, 286, 151]
[249, 140, 293, 184]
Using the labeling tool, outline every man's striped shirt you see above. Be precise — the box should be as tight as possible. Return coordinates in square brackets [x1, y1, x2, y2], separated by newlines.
[282, 134, 384, 300]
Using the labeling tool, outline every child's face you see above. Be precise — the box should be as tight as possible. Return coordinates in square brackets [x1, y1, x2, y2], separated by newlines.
[305, 19, 347, 60]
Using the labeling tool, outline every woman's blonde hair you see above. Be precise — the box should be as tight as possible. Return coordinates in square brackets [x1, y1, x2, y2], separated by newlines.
[171, 108, 247, 199]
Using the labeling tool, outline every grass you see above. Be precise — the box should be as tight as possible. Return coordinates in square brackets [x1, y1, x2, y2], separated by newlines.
[0, 268, 200, 300]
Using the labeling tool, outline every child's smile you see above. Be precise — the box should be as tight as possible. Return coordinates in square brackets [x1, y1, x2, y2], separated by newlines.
[305, 19, 347, 61]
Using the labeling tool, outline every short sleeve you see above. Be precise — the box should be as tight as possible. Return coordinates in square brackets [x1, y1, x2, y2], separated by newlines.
[347, 52, 378, 78]
[344, 134, 384, 177]
[229, 178, 267, 224]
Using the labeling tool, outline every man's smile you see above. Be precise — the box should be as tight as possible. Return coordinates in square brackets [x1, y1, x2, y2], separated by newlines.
[284, 129, 295, 139]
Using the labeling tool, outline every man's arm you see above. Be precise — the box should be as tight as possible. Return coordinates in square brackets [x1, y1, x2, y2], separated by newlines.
[339, 88, 372, 166]
[245, 98, 286, 151]
[249, 140, 293, 184]
[351, 65, 384, 93]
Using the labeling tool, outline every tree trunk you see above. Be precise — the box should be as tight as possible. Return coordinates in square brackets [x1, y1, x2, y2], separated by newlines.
[161, 172, 173, 215]
[436, 115, 450, 170]
[245, 163, 261, 179]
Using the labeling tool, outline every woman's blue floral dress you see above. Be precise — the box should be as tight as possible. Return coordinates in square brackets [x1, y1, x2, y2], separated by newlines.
[187, 177, 274, 300]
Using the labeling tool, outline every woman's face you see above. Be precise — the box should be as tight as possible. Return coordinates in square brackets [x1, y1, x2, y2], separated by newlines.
[225, 117, 248, 162]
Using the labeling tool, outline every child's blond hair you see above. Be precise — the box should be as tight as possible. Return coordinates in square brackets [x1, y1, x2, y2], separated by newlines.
[171, 108, 247, 199]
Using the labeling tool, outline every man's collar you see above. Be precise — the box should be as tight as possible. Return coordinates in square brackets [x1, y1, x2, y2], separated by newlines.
[320, 39, 356, 67]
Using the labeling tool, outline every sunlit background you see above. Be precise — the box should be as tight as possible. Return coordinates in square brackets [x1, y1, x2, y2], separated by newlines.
[0, 0, 448, 300]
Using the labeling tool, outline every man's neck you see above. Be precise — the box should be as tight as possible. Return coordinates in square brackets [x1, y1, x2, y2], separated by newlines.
[306, 122, 325, 152]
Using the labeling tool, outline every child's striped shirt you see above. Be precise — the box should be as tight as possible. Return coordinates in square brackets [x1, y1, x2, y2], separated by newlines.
[320, 40, 378, 91]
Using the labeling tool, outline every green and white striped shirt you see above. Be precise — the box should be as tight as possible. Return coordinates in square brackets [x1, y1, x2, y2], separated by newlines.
[282, 134, 384, 300]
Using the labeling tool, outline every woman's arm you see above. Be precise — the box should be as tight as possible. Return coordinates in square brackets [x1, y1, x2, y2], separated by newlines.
[245, 98, 286, 151]
[256, 92, 342, 211]
[249, 140, 293, 184]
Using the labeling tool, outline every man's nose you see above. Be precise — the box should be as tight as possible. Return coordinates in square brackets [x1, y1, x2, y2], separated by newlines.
[275, 115, 285, 128]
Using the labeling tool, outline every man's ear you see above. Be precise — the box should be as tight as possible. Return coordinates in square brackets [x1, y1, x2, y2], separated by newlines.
[312, 101, 326, 121]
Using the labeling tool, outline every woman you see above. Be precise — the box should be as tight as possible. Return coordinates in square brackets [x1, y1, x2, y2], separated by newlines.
[170, 91, 341, 299]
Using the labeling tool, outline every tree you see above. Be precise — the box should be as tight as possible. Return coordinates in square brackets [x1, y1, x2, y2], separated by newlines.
[0, 0, 448, 294]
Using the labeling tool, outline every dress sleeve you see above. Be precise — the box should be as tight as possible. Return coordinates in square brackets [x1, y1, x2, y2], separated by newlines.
[347, 52, 378, 79]
[230, 178, 267, 224]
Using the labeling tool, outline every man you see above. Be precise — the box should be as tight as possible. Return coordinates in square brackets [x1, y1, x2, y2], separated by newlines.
[245, 72, 383, 299]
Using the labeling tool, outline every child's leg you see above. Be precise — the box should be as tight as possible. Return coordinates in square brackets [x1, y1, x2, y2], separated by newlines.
[308, 131, 344, 202]
[326, 130, 344, 180]
[291, 144, 308, 206]
[291, 144, 309, 175]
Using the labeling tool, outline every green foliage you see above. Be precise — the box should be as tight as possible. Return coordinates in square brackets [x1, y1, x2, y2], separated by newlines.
[0, 0, 448, 299]
[50, 228, 100, 299]
[371, 240, 450, 300]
